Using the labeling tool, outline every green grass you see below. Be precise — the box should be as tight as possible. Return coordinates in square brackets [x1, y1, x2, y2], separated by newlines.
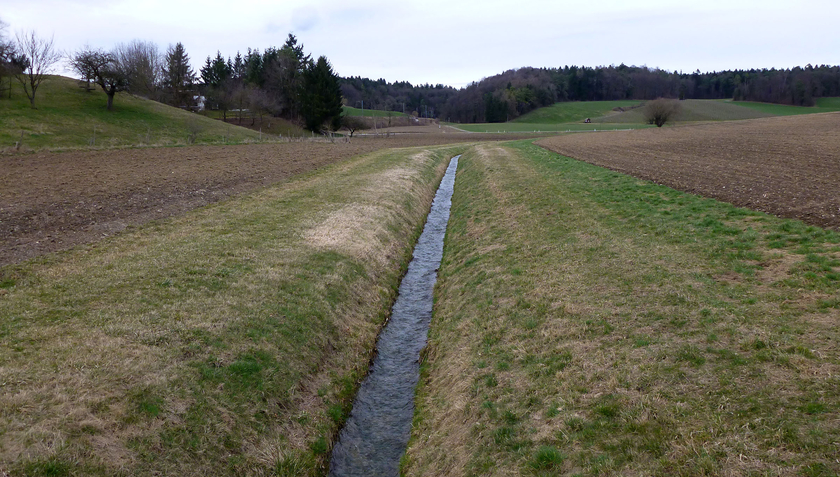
[512, 100, 643, 124]
[0, 75, 261, 150]
[595, 99, 777, 123]
[0, 143, 465, 476]
[456, 97, 840, 132]
[342, 106, 408, 117]
[405, 141, 840, 475]
[732, 97, 840, 116]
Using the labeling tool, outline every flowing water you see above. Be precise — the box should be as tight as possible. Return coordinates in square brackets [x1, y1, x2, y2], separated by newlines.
[328, 155, 460, 476]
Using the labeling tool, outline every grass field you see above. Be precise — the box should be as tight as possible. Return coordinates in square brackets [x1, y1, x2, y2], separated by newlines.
[0, 144, 464, 476]
[455, 97, 840, 132]
[513, 100, 643, 124]
[342, 106, 408, 118]
[404, 141, 840, 476]
[0, 76, 260, 151]
[732, 98, 840, 116]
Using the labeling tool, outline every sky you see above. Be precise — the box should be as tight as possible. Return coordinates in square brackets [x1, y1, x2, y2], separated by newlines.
[3, 0, 839, 88]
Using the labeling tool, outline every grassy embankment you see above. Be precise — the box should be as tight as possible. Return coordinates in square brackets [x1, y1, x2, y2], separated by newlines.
[0, 75, 260, 151]
[405, 142, 840, 476]
[0, 144, 464, 476]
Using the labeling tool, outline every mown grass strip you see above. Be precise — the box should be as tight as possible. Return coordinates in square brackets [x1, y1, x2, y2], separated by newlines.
[405, 141, 839, 476]
[0, 144, 464, 476]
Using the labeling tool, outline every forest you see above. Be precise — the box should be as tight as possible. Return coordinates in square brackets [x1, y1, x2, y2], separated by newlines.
[347, 64, 840, 123]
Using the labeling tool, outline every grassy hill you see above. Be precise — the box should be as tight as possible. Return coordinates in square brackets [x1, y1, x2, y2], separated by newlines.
[0, 76, 261, 151]
[512, 100, 643, 124]
[342, 106, 409, 117]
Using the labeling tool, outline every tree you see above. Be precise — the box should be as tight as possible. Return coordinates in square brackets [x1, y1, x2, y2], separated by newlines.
[113, 40, 161, 99]
[643, 98, 680, 127]
[200, 52, 234, 119]
[340, 115, 365, 137]
[14, 30, 61, 107]
[69, 47, 129, 111]
[301, 56, 342, 132]
[162, 42, 196, 109]
[0, 18, 18, 99]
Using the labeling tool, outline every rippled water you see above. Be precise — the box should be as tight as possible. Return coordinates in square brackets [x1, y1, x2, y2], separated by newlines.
[328, 155, 460, 477]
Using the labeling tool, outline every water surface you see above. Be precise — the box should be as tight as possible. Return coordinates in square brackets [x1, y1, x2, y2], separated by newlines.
[328, 155, 460, 476]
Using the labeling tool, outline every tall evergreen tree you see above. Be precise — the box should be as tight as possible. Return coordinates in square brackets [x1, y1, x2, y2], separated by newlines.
[162, 42, 196, 108]
[301, 56, 342, 132]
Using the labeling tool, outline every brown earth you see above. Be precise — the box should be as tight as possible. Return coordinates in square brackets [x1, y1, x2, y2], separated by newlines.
[0, 132, 538, 267]
[537, 112, 840, 230]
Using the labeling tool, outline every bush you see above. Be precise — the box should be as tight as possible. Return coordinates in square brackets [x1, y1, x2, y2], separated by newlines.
[643, 98, 680, 127]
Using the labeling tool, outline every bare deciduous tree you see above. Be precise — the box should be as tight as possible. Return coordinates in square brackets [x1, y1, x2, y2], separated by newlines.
[114, 40, 162, 99]
[69, 47, 128, 111]
[14, 30, 61, 107]
[340, 115, 365, 137]
[643, 98, 681, 127]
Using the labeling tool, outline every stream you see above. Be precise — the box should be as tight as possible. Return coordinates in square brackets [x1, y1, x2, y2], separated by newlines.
[328, 155, 460, 476]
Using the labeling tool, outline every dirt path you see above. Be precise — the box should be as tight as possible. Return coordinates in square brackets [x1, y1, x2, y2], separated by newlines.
[537, 113, 840, 230]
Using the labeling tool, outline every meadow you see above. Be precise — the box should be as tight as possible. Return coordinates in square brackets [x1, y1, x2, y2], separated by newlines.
[0, 76, 260, 151]
[405, 141, 840, 476]
[447, 97, 840, 132]
[342, 106, 409, 118]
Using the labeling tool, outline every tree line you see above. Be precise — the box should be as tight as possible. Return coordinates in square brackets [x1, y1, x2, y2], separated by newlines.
[0, 18, 342, 133]
[340, 76, 457, 119]
[347, 64, 840, 124]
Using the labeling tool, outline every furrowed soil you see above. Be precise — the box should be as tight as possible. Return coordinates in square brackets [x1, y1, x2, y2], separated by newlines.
[0, 133, 531, 267]
[537, 113, 840, 230]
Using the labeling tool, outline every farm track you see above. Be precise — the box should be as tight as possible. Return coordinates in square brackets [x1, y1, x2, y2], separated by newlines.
[538, 113, 840, 230]
[0, 134, 529, 267]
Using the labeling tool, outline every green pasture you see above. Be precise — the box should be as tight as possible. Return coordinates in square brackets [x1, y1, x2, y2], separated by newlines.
[513, 100, 643, 124]
[733, 97, 840, 116]
[0, 76, 260, 151]
[342, 106, 408, 117]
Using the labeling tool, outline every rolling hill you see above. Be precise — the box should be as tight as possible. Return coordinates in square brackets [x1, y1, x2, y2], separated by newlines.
[0, 75, 262, 151]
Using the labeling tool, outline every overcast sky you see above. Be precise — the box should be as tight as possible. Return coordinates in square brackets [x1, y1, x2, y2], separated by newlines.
[3, 0, 838, 88]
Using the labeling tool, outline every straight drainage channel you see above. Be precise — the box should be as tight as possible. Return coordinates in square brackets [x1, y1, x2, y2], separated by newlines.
[328, 155, 460, 476]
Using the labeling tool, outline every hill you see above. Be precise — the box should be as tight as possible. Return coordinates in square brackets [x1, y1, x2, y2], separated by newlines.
[512, 100, 643, 124]
[342, 106, 409, 117]
[595, 98, 840, 123]
[0, 76, 261, 151]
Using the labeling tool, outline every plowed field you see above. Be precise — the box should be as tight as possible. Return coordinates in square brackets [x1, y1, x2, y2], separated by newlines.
[537, 113, 840, 230]
[0, 133, 532, 266]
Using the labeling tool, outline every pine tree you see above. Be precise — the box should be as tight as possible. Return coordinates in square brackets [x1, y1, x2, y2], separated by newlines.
[162, 42, 196, 108]
[301, 56, 342, 132]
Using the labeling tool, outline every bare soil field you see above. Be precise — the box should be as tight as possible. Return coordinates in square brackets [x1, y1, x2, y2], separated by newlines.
[538, 112, 840, 230]
[0, 133, 534, 267]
